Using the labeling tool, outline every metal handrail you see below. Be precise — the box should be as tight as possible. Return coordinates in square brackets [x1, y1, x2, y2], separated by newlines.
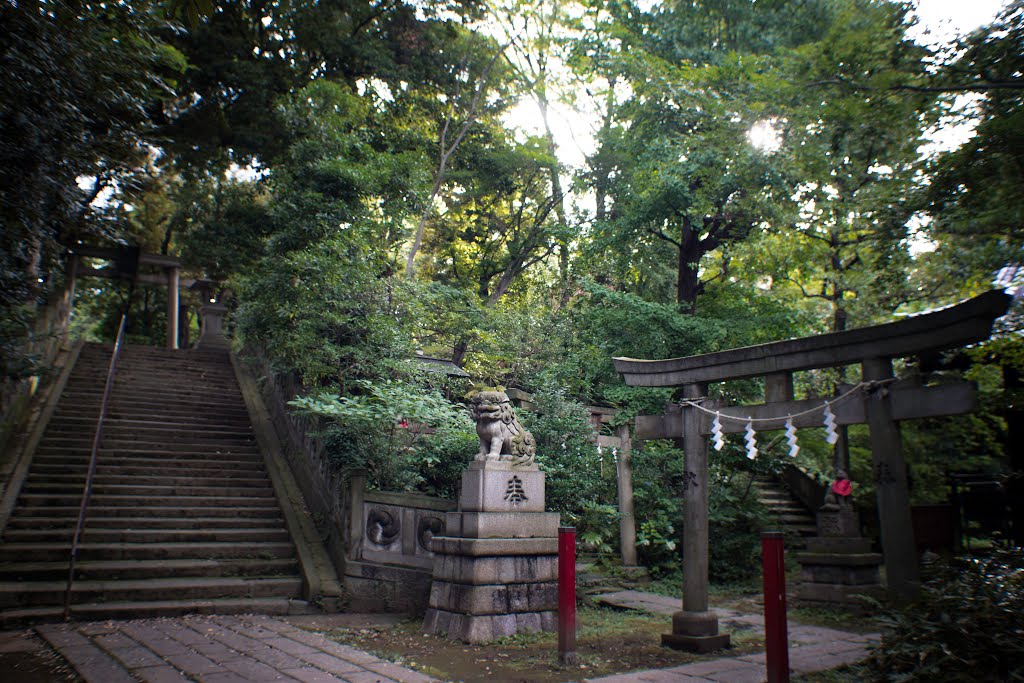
[63, 315, 127, 619]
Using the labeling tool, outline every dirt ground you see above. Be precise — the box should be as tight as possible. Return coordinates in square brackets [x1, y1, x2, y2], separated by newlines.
[321, 606, 767, 683]
[0, 629, 81, 683]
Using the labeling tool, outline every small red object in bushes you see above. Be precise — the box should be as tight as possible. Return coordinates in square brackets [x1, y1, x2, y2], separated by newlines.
[832, 479, 852, 497]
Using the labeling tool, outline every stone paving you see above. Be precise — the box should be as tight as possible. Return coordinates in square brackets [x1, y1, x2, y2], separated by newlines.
[1, 592, 879, 682]
[32, 614, 435, 683]
[587, 590, 879, 682]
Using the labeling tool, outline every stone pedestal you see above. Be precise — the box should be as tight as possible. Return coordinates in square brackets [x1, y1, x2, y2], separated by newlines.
[662, 611, 731, 653]
[197, 302, 229, 348]
[423, 461, 560, 643]
[797, 510, 884, 606]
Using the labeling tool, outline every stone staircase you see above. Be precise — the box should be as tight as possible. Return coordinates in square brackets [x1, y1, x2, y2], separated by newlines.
[0, 342, 307, 624]
[752, 475, 817, 546]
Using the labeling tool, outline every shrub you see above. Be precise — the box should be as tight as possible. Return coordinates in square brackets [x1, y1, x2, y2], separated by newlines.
[521, 385, 618, 551]
[290, 377, 475, 492]
[631, 440, 768, 581]
[868, 548, 1024, 681]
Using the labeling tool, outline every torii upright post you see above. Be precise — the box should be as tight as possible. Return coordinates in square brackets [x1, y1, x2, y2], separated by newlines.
[863, 357, 919, 597]
[615, 291, 1010, 618]
[664, 382, 731, 652]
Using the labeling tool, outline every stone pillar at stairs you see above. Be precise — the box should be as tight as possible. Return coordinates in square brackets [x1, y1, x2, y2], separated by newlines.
[797, 507, 884, 606]
[423, 460, 560, 643]
[197, 302, 230, 349]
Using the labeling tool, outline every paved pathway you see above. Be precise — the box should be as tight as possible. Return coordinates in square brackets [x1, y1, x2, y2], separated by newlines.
[2, 591, 878, 682]
[32, 614, 434, 683]
[587, 590, 879, 682]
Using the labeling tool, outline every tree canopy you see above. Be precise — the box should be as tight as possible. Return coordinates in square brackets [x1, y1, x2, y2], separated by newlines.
[4, 0, 1022, 522]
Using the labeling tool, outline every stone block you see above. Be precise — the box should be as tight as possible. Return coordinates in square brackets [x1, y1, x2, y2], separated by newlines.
[798, 582, 884, 604]
[423, 609, 555, 643]
[661, 632, 731, 653]
[804, 537, 873, 554]
[460, 467, 546, 513]
[428, 580, 557, 615]
[432, 554, 557, 585]
[429, 536, 558, 557]
[800, 564, 881, 586]
[797, 552, 883, 567]
[816, 510, 861, 537]
[671, 611, 721, 637]
[444, 511, 560, 539]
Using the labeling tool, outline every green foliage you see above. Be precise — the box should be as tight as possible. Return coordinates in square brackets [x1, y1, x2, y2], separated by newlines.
[235, 237, 412, 387]
[0, 0, 185, 369]
[921, 1, 1024, 294]
[520, 385, 617, 549]
[631, 440, 769, 581]
[290, 377, 475, 491]
[868, 549, 1024, 681]
[706, 467, 766, 583]
[631, 441, 685, 570]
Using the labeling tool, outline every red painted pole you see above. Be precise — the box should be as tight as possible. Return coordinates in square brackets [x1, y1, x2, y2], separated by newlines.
[762, 530, 790, 683]
[558, 526, 577, 666]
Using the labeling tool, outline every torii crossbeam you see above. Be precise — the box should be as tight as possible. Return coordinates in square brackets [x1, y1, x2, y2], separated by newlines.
[614, 289, 1011, 652]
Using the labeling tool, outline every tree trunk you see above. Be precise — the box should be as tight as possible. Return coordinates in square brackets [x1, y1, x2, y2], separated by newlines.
[676, 217, 701, 314]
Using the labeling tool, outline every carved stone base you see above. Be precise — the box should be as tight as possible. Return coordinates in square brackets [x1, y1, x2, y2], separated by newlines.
[660, 610, 731, 653]
[798, 514, 884, 607]
[460, 464, 546, 513]
[661, 633, 731, 653]
[817, 509, 860, 537]
[425, 461, 559, 643]
[423, 608, 556, 643]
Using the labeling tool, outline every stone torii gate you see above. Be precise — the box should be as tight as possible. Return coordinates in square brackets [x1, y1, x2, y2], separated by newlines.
[613, 289, 1011, 652]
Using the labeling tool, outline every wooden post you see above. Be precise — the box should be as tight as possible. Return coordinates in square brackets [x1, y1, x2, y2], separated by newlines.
[558, 527, 578, 665]
[862, 358, 920, 598]
[166, 266, 179, 350]
[614, 424, 638, 566]
[762, 531, 790, 683]
[663, 383, 730, 651]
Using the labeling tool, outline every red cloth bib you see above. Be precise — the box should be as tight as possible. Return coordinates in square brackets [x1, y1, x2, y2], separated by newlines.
[832, 479, 852, 497]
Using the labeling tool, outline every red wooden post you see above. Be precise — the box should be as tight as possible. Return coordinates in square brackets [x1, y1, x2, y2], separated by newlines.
[558, 527, 577, 665]
[762, 530, 789, 683]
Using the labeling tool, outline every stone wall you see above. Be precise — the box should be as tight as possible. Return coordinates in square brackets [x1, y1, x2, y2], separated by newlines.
[246, 352, 351, 577]
[346, 483, 456, 613]
[244, 348, 455, 613]
[0, 278, 76, 457]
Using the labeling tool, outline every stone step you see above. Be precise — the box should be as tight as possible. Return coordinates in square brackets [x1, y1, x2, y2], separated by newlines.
[31, 450, 264, 464]
[0, 558, 299, 582]
[56, 402, 251, 417]
[49, 415, 254, 431]
[41, 432, 257, 447]
[15, 493, 281, 509]
[775, 512, 816, 523]
[34, 444, 262, 458]
[62, 384, 245, 400]
[19, 482, 276, 499]
[28, 457, 267, 474]
[24, 472, 271, 489]
[59, 394, 246, 411]
[0, 577, 302, 610]
[0, 541, 296, 563]
[0, 596, 306, 628]
[12, 505, 285, 519]
[34, 440, 260, 455]
[5, 515, 285, 531]
[3, 527, 291, 545]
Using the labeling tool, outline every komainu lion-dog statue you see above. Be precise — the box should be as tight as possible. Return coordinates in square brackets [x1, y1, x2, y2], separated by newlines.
[470, 390, 536, 466]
